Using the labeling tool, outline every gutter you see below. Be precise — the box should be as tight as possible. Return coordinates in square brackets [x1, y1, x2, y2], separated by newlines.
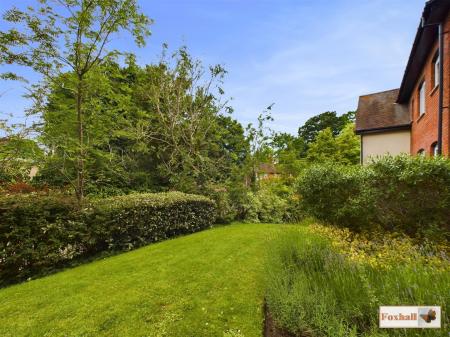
[355, 124, 411, 135]
[422, 19, 445, 154]
[438, 23, 444, 155]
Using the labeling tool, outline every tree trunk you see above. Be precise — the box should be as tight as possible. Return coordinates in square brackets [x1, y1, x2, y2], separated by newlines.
[76, 76, 84, 204]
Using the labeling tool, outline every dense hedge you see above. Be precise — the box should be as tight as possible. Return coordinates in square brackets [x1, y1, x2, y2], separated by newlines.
[84, 193, 216, 251]
[298, 155, 450, 240]
[0, 192, 215, 286]
[0, 194, 84, 286]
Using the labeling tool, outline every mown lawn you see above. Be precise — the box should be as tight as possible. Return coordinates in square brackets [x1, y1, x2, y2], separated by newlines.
[0, 223, 302, 337]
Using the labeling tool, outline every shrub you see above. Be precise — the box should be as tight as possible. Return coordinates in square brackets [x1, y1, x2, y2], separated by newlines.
[366, 155, 450, 239]
[265, 227, 450, 337]
[297, 156, 450, 240]
[85, 192, 216, 251]
[296, 163, 369, 230]
[0, 194, 83, 286]
[0, 192, 215, 287]
[241, 189, 288, 224]
[255, 189, 288, 223]
[203, 183, 237, 224]
[239, 178, 304, 224]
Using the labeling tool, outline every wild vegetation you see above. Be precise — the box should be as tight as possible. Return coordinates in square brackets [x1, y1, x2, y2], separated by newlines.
[265, 225, 449, 337]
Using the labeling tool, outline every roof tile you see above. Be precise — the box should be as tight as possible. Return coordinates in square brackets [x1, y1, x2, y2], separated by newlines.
[356, 89, 410, 132]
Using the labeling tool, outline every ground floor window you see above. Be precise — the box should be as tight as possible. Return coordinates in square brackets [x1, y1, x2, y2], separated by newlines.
[431, 142, 438, 156]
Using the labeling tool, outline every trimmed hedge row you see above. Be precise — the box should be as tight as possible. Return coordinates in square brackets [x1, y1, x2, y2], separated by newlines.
[298, 155, 450, 241]
[0, 192, 215, 287]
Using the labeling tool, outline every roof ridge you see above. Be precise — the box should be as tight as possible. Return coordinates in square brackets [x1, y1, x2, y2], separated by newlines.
[359, 88, 399, 98]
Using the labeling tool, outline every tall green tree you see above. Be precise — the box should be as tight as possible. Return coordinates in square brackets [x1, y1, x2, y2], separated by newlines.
[39, 48, 249, 195]
[298, 111, 355, 144]
[336, 123, 360, 165]
[2, 0, 152, 202]
[136, 47, 243, 192]
[306, 123, 360, 165]
[244, 105, 275, 190]
[306, 127, 340, 163]
[272, 132, 307, 177]
[40, 57, 148, 192]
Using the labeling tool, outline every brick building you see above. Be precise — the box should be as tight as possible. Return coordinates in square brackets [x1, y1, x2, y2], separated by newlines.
[356, 0, 450, 163]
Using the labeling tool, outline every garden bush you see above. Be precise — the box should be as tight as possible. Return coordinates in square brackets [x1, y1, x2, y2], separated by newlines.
[241, 191, 287, 224]
[297, 156, 450, 240]
[85, 192, 216, 251]
[237, 178, 305, 224]
[296, 163, 369, 230]
[0, 194, 83, 286]
[366, 155, 450, 240]
[0, 192, 215, 287]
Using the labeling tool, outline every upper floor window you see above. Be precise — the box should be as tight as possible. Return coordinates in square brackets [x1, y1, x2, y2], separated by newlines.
[433, 53, 440, 88]
[418, 81, 426, 116]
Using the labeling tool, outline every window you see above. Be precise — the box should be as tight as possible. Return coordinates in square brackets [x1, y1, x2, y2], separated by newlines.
[431, 142, 439, 157]
[418, 81, 426, 116]
[417, 149, 425, 156]
[433, 53, 440, 88]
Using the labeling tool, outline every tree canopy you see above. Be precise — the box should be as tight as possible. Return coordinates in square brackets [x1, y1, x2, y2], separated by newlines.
[298, 110, 355, 144]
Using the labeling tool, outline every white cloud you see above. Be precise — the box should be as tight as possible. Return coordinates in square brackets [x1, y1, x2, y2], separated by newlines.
[224, 0, 424, 134]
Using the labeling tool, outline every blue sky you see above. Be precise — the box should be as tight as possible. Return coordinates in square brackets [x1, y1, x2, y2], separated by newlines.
[0, 0, 425, 134]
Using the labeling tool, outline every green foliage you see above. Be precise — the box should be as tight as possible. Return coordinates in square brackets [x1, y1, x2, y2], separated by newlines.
[0, 192, 215, 286]
[254, 189, 288, 223]
[244, 107, 276, 190]
[265, 229, 450, 337]
[297, 163, 365, 228]
[272, 132, 308, 178]
[38, 58, 154, 192]
[0, 194, 83, 286]
[0, 135, 43, 184]
[38, 48, 248, 197]
[141, 48, 247, 193]
[298, 155, 450, 240]
[240, 179, 303, 224]
[336, 123, 360, 165]
[1, 0, 152, 201]
[306, 123, 360, 165]
[86, 192, 216, 251]
[298, 110, 355, 144]
[306, 127, 340, 163]
[366, 155, 450, 239]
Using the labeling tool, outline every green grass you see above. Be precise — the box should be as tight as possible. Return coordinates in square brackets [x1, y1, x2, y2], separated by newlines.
[0, 223, 299, 337]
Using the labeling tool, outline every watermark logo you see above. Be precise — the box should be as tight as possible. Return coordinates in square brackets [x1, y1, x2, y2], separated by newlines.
[379, 306, 441, 328]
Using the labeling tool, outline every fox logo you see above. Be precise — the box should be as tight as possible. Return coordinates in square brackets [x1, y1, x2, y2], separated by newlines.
[420, 309, 437, 323]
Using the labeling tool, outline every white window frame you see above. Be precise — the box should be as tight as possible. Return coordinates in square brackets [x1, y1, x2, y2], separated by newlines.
[434, 55, 440, 88]
[419, 81, 426, 116]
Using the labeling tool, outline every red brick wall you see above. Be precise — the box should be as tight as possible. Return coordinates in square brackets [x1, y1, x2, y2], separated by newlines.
[446, 12, 450, 156]
[409, 12, 450, 156]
